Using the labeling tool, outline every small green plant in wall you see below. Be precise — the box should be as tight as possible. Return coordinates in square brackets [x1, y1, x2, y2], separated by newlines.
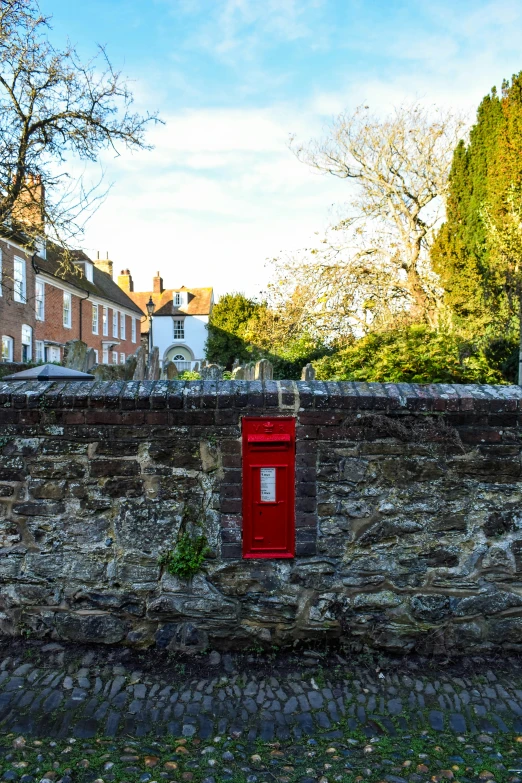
[159, 532, 210, 579]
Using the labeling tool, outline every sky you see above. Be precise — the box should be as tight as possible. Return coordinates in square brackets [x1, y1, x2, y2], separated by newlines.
[40, 0, 522, 299]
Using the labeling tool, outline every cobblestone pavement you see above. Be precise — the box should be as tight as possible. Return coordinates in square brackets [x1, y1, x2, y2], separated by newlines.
[1, 642, 522, 741]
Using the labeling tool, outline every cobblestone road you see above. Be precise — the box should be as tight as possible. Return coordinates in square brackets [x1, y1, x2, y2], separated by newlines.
[1, 642, 521, 741]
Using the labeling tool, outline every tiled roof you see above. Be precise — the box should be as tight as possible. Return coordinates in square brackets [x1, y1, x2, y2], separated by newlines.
[35, 246, 143, 315]
[128, 287, 213, 317]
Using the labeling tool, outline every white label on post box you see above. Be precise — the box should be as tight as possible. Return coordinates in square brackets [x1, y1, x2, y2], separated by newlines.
[260, 468, 276, 502]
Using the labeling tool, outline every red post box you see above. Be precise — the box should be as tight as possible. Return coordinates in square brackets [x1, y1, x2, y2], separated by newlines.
[242, 417, 295, 559]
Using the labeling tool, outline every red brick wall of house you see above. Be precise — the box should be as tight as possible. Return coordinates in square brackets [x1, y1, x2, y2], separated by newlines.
[0, 240, 36, 362]
[34, 280, 140, 363]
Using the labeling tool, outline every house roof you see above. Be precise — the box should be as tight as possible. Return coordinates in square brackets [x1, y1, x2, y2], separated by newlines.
[35, 246, 143, 315]
[128, 287, 213, 317]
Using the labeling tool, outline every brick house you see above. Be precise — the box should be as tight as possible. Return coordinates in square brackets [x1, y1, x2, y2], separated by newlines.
[0, 235, 143, 365]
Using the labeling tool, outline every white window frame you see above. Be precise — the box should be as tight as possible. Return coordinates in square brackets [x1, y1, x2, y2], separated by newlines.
[93, 349, 99, 363]
[21, 324, 32, 362]
[35, 340, 44, 363]
[112, 350, 118, 364]
[173, 318, 184, 340]
[1, 335, 13, 362]
[13, 256, 26, 303]
[174, 292, 181, 306]
[120, 312, 125, 340]
[120, 352, 125, 364]
[92, 303, 99, 335]
[102, 306, 108, 336]
[131, 317, 137, 343]
[63, 291, 72, 328]
[35, 280, 45, 321]
[102, 348, 109, 364]
[112, 309, 118, 338]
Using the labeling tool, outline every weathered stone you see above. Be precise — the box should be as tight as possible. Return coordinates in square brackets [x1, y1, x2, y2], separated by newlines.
[163, 361, 179, 380]
[301, 363, 315, 381]
[64, 339, 88, 372]
[453, 589, 522, 617]
[254, 359, 273, 381]
[410, 595, 451, 623]
[133, 346, 147, 381]
[54, 612, 128, 643]
[201, 364, 222, 380]
[146, 346, 160, 381]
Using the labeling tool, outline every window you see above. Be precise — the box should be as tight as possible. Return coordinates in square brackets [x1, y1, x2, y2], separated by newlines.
[13, 257, 26, 302]
[112, 350, 118, 364]
[120, 352, 125, 364]
[35, 340, 44, 363]
[173, 318, 184, 339]
[0, 247, 2, 296]
[112, 309, 118, 338]
[35, 280, 45, 320]
[92, 304, 99, 334]
[120, 313, 125, 340]
[21, 324, 32, 362]
[102, 306, 108, 336]
[174, 292, 181, 306]
[93, 349, 99, 363]
[63, 291, 72, 328]
[131, 317, 136, 343]
[1, 335, 13, 362]
[102, 348, 109, 364]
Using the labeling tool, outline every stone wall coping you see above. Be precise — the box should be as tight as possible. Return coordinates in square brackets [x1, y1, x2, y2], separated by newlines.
[1, 379, 521, 413]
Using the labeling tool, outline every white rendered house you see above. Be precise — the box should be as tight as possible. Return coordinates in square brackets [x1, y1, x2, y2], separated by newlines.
[118, 270, 213, 370]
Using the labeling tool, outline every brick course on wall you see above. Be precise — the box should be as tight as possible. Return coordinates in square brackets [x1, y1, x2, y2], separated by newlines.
[1, 379, 522, 654]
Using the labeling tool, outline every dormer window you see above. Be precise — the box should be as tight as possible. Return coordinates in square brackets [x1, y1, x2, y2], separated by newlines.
[174, 292, 182, 306]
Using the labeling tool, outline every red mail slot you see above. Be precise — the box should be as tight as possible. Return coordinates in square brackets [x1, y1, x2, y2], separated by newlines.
[242, 417, 295, 559]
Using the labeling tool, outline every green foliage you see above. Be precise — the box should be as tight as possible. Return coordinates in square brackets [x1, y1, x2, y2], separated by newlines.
[432, 73, 522, 329]
[205, 292, 331, 379]
[159, 532, 209, 580]
[314, 324, 513, 384]
[206, 292, 261, 369]
[178, 370, 201, 380]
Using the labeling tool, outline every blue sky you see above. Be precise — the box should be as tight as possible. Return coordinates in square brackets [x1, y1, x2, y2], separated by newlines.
[40, 0, 522, 298]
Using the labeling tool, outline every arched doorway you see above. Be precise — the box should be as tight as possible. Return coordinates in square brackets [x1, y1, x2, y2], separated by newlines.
[164, 344, 194, 371]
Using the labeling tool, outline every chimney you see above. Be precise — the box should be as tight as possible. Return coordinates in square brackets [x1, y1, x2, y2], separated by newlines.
[117, 268, 134, 292]
[12, 173, 45, 230]
[153, 271, 163, 294]
[94, 251, 113, 279]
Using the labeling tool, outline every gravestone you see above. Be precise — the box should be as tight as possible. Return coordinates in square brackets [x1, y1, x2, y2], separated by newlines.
[164, 361, 178, 380]
[255, 359, 273, 380]
[85, 348, 96, 371]
[133, 346, 147, 381]
[124, 353, 138, 380]
[64, 339, 88, 372]
[232, 365, 245, 380]
[145, 346, 160, 381]
[90, 364, 117, 380]
[201, 363, 223, 380]
[301, 363, 316, 381]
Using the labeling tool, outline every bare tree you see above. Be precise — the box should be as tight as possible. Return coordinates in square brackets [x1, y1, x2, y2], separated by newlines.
[284, 102, 466, 331]
[0, 0, 159, 267]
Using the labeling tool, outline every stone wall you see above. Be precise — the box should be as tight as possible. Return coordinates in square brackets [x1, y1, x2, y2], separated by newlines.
[1, 379, 522, 655]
